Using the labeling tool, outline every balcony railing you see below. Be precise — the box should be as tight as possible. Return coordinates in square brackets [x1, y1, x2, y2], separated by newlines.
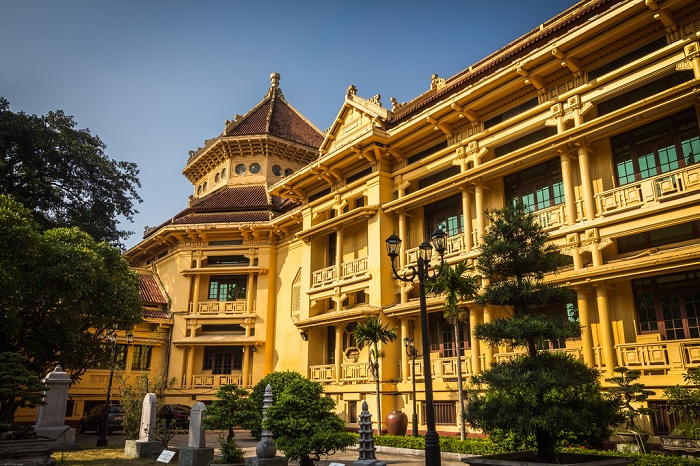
[309, 362, 370, 383]
[189, 300, 248, 315]
[596, 164, 700, 216]
[311, 256, 368, 288]
[616, 338, 700, 372]
[414, 355, 473, 379]
[190, 373, 243, 388]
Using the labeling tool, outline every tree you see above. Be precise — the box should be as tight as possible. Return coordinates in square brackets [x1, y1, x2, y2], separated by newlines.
[202, 384, 255, 443]
[425, 260, 478, 440]
[466, 202, 622, 463]
[354, 316, 397, 435]
[606, 367, 656, 432]
[248, 370, 307, 439]
[0, 352, 47, 424]
[265, 377, 356, 466]
[0, 195, 143, 393]
[0, 98, 141, 247]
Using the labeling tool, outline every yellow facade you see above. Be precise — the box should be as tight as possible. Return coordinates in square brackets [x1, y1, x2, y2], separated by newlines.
[120, 0, 700, 437]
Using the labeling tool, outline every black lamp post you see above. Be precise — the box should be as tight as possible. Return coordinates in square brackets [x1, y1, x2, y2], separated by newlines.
[387, 228, 447, 466]
[403, 336, 421, 437]
[96, 329, 133, 447]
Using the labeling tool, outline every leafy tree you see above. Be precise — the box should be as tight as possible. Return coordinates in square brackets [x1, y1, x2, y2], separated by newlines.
[606, 367, 656, 432]
[248, 370, 307, 439]
[202, 384, 256, 443]
[0, 352, 47, 424]
[354, 316, 397, 434]
[466, 202, 622, 463]
[264, 377, 356, 466]
[664, 367, 700, 438]
[0, 98, 141, 247]
[425, 260, 478, 440]
[0, 195, 142, 388]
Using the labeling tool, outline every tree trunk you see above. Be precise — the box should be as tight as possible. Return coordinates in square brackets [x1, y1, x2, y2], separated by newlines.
[453, 322, 466, 440]
[375, 366, 382, 435]
[535, 428, 556, 463]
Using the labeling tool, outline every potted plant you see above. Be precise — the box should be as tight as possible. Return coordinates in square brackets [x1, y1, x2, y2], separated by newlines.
[660, 367, 700, 452]
[464, 202, 629, 465]
[605, 367, 655, 451]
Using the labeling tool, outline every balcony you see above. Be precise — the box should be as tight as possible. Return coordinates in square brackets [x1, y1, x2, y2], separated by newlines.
[414, 355, 474, 379]
[189, 373, 244, 388]
[596, 164, 700, 216]
[311, 256, 368, 288]
[616, 338, 700, 372]
[309, 362, 370, 383]
[188, 300, 248, 315]
[405, 231, 477, 265]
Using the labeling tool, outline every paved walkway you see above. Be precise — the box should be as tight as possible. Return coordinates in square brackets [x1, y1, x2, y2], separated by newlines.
[75, 429, 470, 465]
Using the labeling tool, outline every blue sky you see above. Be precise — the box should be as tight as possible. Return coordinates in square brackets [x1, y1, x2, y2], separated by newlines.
[1, 0, 575, 249]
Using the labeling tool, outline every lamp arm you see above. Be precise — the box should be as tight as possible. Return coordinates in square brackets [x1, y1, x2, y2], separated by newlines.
[389, 257, 419, 283]
[425, 253, 447, 283]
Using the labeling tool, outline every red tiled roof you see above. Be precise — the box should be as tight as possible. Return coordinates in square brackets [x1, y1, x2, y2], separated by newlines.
[191, 186, 270, 211]
[142, 309, 171, 320]
[171, 211, 272, 225]
[138, 274, 168, 304]
[227, 82, 324, 148]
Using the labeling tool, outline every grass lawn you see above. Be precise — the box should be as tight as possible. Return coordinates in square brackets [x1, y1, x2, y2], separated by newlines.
[56, 446, 163, 465]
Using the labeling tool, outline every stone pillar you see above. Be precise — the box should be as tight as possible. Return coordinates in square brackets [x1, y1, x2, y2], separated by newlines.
[353, 401, 386, 466]
[475, 182, 485, 245]
[242, 346, 251, 387]
[126, 393, 159, 458]
[185, 346, 195, 388]
[469, 307, 481, 375]
[34, 365, 76, 446]
[461, 186, 473, 253]
[595, 284, 617, 374]
[179, 401, 214, 466]
[335, 326, 343, 383]
[245, 384, 287, 466]
[577, 143, 596, 221]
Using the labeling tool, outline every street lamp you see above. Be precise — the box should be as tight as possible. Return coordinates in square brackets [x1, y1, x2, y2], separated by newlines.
[96, 329, 133, 447]
[403, 337, 421, 437]
[387, 228, 447, 466]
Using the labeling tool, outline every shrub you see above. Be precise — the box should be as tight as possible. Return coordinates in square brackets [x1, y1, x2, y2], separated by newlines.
[202, 384, 255, 443]
[248, 371, 306, 438]
[219, 435, 245, 463]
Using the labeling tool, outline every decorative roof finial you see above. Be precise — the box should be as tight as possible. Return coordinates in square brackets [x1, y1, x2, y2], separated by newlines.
[270, 72, 280, 89]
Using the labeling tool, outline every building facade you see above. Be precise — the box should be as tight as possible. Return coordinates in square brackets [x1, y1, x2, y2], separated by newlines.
[121, 0, 700, 437]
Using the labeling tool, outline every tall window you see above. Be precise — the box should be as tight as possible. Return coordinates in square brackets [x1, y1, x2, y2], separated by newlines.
[327, 326, 336, 364]
[208, 275, 247, 301]
[424, 194, 463, 238]
[504, 158, 564, 212]
[131, 345, 152, 371]
[328, 232, 337, 266]
[611, 108, 700, 186]
[428, 312, 470, 357]
[633, 270, 700, 340]
[203, 347, 243, 374]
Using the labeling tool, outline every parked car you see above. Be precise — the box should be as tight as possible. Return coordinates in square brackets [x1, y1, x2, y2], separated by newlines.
[78, 404, 124, 434]
[158, 404, 191, 429]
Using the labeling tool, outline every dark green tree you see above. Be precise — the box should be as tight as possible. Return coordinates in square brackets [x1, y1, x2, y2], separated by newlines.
[425, 260, 479, 440]
[0, 352, 47, 424]
[264, 377, 356, 466]
[248, 370, 307, 439]
[0, 98, 141, 247]
[202, 384, 255, 443]
[0, 195, 142, 388]
[354, 316, 397, 434]
[606, 367, 656, 432]
[466, 202, 622, 463]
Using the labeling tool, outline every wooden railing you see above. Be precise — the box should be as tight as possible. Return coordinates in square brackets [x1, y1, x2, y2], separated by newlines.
[311, 265, 336, 287]
[616, 338, 700, 372]
[189, 300, 248, 315]
[309, 362, 370, 383]
[341, 256, 368, 279]
[311, 256, 369, 288]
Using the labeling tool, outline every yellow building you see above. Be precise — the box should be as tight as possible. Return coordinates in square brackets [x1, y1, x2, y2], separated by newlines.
[123, 0, 700, 437]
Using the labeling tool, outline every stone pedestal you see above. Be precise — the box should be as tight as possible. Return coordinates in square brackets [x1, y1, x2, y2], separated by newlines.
[0, 437, 59, 466]
[125, 439, 161, 459]
[179, 446, 214, 466]
[33, 365, 76, 448]
[244, 457, 287, 466]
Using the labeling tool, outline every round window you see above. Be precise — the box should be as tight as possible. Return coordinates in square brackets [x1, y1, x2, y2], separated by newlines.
[272, 164, 282, 176]
[249, 162, 261, 174]
[235, 164, 247, 175]
[285, 168, 294, 176]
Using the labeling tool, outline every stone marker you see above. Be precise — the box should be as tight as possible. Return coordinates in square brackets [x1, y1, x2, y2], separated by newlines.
[179, 402, 213, 466]
[33, 365, 76, 448]
[126, 393, 160, 458]
[353, 401, 385, 466]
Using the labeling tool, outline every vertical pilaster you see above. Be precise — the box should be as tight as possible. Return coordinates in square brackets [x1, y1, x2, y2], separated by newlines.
[575, 287, 596, 368]
[242, 347, 251, 387]
[595, 283, 617, 374]
[475, 182, 485, 245]
[482, 305, 493, 368]
[335, 326, 343, 383]
[185, 345, 195, 388]
[264, 242, 278, 374]
[469, 307, 481, 375]
[461, 186, 473, 253]
[576, 143, 596, 221]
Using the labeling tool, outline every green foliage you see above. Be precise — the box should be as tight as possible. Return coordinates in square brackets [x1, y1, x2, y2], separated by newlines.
[218, 436, 245, 463]
[202, 384, 255, 443]
[562, 447, 700, 465]
[664, 367, 700, 438]
[354, 316, 397, 434]
[474, 314, 581, 354]
[606, 367, 656, 432]
[249, 371, 306, 439]
[264, 377, 355, 466]
[117, 369, 173, 440]
[151, 418, 178, 448]
[373, 434, 504, 455]
[0, 195, 143, 384]
[0, 352, 48, 424]
[0, 98, 142, 247]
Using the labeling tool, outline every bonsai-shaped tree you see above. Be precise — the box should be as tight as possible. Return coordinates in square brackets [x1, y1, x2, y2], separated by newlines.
[466, 202, 623, 463]
[202, 384, 255, 443]
[606, 367, 656, 433]
[425, 260, 479, 440]
[354, 316, 397, 434]
[248, 370, 307, 439]
[0, 352, 47, 424]
[664, 367, 700, 438]
[264, 377, 356, 466]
